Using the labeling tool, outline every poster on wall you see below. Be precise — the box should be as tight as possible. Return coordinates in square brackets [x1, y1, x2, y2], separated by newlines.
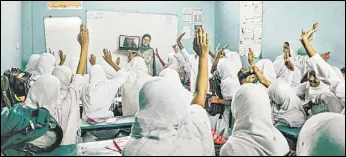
[239, 1, 263, 57]
[182, 8, 193, 23]
[193, 8, 203, 23]
[47, 1, 82, 9]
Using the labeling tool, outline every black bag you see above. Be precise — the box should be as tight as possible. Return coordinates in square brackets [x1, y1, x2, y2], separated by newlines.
[3, 68, 31, 103]
[205, 71, 225, 116]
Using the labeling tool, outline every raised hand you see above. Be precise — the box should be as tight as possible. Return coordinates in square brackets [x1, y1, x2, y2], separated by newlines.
[248, 48, 255, 66]
[77, 24, 89, 47]
[115, 57, 120, 66]
[59, 50, 67, 65]
[103, 49, 113, 65]
[48, 48, 55, 56]
[89, 54, 96, 65]
[196, 27, 209, 57]
[321, 51, 331, 61]
[300, 22, 318, 43]
[177, 32, 186, 43]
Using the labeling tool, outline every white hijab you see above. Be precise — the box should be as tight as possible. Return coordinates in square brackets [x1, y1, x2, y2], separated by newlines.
[217, 58, 241, 100]
[256, 59, 277, 83]
[221, 84, 289, 156]
[122, 57, 153, 116]
[332, 66, 343, 79]
[123, 78, 214, 156]
[159, 68, 192, 100]
[26, 54, 41, 74]
[36, 53, 56, 76]
[311, 92, 345, 115]
[189, 54, 213, 94]
[296, 112, 345, 156]
[224, 50, 242, 72]
[268, 81, 306, 127]
[68, 57, 79, 74]
[51, 66, 80, 145]
[167, 53, 180, 71]
[81, 65, 114, 119]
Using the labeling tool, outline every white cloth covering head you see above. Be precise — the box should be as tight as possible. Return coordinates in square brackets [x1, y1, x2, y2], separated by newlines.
[256, 59, 277, 83]
[167, 53, 180, 71]
[296, 112, 345, 156]
[306, 81, 330, 102]
[224, 50, 242, 72]
[36, 53, 56, 76]
[52, 66, 73, 104]
[26, 54, 41, 74]
[69, 57, 79, 74]
[268, 81, 306, 127]
[275, 41, 297, 61]
[122, 57, 153, 116]
[123, 78, 214, 156]
[81, 65, 114, 119]
[216, 58, 241, 100]
[221, 84, 289, 156]
[159, 67, 182, 86]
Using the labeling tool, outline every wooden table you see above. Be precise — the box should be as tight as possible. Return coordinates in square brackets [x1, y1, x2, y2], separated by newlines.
[80, 115, 135, 131]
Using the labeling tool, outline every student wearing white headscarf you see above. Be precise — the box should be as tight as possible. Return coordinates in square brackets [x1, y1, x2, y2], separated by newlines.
[220, 84, 289, 156]
[24, 75, 61, 147]
[123, 78, 214, 156]
[25, 54, 41, 75]
[69, 57, 80, 74]
[189, 53, 213, 94]
[332, 66, 344, 79]
[122, 57, 153, 116]
[36, 53, 56, 76]
[81, 64, 128, 119]
[224, 50, 242, 72]
[268, 81, 307, 127]
[296, 112, 345, 156]
[52, 65, 87, 145]
[255, 59, 277, 83]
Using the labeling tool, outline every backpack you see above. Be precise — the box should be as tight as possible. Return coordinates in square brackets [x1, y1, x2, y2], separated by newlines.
[205, 71, 225, 116]
[1, 75, 16, 109]
[1, 104, 63, 156]
[4, 68, 31, 99]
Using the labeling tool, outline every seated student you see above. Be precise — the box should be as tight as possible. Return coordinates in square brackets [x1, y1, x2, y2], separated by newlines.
[29, 53, 56, 86]
[255, 58, 277, 83]
[117, 52, 153, 116]
[250, 60, 307, 128]
[175, 32, 193, 89]
[50, 25, 89, 145]
[273, 41, 303, 87]
[299, 22, 345, 104]
[223, 49, 242, 72]
[25, 54, 41, 75]
[296, 112, 345, 156]
[220, 84, 290, 156]
[123, 27, 214, 156]
[24, 75, 62, 147]
[81, 50, 128, 119]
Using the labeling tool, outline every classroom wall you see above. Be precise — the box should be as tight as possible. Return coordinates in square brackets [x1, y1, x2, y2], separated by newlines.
[21, 1, 215, 69]
[215, 1, 345, 68]
[1, 1, 22, 73]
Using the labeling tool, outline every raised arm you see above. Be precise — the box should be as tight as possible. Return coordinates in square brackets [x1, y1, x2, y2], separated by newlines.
[248, 48, 271, 87]
[58, 50, 67, 66]
[176, 32, 186, 50]
[76, 24, 89, 75]
[211, 45, 228, 74]
[191, 27, 209, 107]
[103, 49, 121, 71]
[299, 22, 318, 58]
[155, 48, 167, 67]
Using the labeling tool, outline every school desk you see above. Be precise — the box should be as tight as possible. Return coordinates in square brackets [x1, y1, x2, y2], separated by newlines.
[80, 115, 135, 131]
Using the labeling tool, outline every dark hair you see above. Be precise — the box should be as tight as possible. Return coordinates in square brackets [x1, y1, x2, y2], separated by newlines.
[341, 67, 345, 74]
[301, 70, 317, 83]
[237, 69, 255, 84]
[142, 34, 151, 41]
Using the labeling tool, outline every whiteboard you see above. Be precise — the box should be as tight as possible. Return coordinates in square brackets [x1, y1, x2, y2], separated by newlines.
[87, 11, 178, 74]
[44, 17, 82, 67]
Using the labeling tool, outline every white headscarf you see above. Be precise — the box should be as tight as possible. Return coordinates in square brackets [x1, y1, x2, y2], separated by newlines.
[123, 78, 214, 156]
[167, 53, 180, 71]
[26, 54, 41, 74]
[69, 57, 79, 74]
[224, 50, 242, 72]
[36, 53, 56, 76]
[275, 41, 297, 61]
[217, 58, 241, 100]
[52, 66, 81, 145]
[256, 59, 277, 83]
[159, 68, 193, 100]
[122, 57, 153, 116]
[189, 54, 213, 94]
[81, 65, 114, 119]
[296, 112, 345, 156]
[268, 81, 306, 127]
[221, 84, 289, 156]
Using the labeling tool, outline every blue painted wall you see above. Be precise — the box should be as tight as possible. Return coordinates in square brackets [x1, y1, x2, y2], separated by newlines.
[215, 1, 345, 68]
[1, 1, 22, 73]
[21, 1, 215, 68]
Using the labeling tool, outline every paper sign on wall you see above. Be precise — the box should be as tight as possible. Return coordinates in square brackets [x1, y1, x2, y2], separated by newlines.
[182, 8, 193, 23]
[47, 1, 82, 9]
[193, 8, 203, 23]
